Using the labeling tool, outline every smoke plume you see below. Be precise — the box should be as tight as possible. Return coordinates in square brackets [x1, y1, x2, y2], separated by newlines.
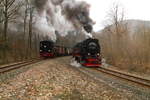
[62, 0, 94, 34]
[34, 0, 94, 41]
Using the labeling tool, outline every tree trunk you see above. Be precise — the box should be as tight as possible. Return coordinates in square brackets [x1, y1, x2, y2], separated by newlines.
[3, 4, 8, 63]
[23, 8, 28, 59]
[27, 7, 33, 58]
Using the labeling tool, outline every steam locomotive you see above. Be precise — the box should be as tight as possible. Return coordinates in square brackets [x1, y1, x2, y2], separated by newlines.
[40, 40, 71, 58]
[72, 38, 101, 67]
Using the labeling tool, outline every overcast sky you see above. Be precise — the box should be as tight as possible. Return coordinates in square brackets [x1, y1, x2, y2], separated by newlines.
[76, 0, 150, 31]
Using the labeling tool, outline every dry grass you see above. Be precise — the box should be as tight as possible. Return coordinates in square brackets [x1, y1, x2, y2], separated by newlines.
[96, 25, 150, 75]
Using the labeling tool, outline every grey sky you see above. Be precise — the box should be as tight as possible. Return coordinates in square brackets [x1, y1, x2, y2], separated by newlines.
[77, 0, 150, 31]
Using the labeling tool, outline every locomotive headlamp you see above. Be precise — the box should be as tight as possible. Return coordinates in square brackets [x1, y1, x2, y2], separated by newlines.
[97, 53, 100, 55]
[48, 50, 51, 52]
[88, 53, 90, 55]
[44, 45, 47, 48]
[40, 50, 42, 52]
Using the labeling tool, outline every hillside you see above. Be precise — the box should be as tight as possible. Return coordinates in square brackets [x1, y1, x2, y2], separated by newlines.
[97, 20, 150, 34]
[95, 19, 150, 75]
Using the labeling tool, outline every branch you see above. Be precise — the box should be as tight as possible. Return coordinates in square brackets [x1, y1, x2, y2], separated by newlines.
[7, 1, 23, 19]
[0, 19, 4, 23]
[0, 0, 4, 5]
[7, 0, 15, 9]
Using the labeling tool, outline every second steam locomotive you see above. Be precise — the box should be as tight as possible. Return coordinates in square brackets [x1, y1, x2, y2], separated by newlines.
[40, 40, 71, 58]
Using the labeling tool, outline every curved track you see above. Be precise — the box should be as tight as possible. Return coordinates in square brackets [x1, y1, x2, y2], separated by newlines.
[0, 59, 41, 73]
[95, 67, 150, 88]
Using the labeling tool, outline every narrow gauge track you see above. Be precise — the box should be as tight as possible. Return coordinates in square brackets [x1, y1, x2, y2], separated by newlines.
[95, 67, 150, 88]
[0, 59, 41, 73]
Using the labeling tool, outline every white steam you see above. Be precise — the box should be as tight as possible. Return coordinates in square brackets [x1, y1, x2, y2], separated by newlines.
[70, 58, 82, 67]
[34, 0, 94, 42]
[34, 10, 56, 41]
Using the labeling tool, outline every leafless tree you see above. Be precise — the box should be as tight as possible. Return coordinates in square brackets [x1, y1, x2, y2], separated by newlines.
[0, 0, 4, 5]
[27, 5, 34, 58]
[2, 0, 22, 42]
[0, 0, 4, 23]
[100, 4, 130, 65]
[0, 0, 4, 38]
[21, 0, 30, 59]
[23, 1, 28, 37]
[0, 0, 42, 64]
[1, 0, 23, 62]
[107, 4, 127, 37]
[99, 3, 150, 74]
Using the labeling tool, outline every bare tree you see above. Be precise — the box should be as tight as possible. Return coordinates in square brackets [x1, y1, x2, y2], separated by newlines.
[27, 5, 34, 58]
[0, 0, 4, 37]
[23, 1, 28, 37]
[100, 4, 130, 65]
[100, 3, 150, 73]
[107, 4, 127, 36]
[22, 0, 30, 59]
[2, 0, 22, 42]
[0, 0, 4, 5]
[0, 0, 4, 23]
[0, 0, 40, 64]
[1, 0, 22, 62]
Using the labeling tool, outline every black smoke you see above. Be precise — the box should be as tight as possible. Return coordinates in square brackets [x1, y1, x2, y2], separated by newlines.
[62, 1, 94, 33]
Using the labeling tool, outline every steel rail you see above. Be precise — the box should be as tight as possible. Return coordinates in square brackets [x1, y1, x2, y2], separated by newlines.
[0, 59, 41, 73]
[96, 67, 150, 88]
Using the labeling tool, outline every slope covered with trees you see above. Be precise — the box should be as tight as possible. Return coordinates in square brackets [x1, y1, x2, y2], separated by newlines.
[95, 4, 150, 74]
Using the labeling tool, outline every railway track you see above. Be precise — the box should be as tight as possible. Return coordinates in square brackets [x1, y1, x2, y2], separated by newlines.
[0, 58, 41, 73]
[95, 67, 150, 88]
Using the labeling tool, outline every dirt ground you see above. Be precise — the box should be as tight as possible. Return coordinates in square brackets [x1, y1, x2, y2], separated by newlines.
[0, 57, 137, 100]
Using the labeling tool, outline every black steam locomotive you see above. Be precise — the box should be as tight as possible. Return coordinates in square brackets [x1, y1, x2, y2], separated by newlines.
[40, 40, 71, 58]
[72, 38, 101, 67]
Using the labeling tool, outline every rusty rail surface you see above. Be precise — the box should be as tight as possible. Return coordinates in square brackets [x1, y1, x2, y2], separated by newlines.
[0, 58, 41, 73]
[96, 67, 150, 88]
